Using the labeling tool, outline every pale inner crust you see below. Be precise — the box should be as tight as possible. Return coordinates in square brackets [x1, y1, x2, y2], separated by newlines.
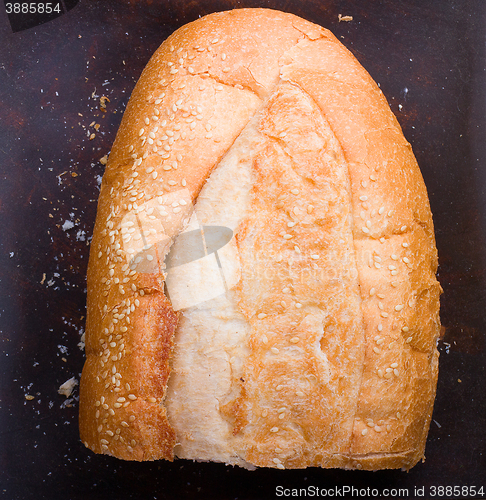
[165, 82, 365, 468]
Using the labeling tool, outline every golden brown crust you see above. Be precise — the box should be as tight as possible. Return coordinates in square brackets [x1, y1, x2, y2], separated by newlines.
[80, 8, 441, 469]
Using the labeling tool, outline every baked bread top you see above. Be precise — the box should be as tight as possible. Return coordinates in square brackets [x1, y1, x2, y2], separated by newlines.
[79, 8, 441, 470]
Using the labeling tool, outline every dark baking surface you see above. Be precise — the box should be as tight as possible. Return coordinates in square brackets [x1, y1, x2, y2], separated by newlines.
[0, 0, 485, 498]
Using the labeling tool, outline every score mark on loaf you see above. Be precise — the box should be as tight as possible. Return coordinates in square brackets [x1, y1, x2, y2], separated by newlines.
[79, 8, 442, 471]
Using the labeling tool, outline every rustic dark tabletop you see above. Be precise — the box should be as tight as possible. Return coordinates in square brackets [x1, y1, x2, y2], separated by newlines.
[0, 1, 485, 499]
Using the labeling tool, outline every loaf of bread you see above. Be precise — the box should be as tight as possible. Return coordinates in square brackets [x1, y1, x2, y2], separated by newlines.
[79, 8, 441, 471]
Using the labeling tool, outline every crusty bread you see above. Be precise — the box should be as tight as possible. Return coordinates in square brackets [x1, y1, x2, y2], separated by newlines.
[79, 8, 441, 470]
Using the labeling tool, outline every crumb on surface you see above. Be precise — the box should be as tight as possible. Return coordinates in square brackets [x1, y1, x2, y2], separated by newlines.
[58, 377, 78, 398]
[338, 14, 353, 22]
[100, 96, 110, 112]
[62, 220, 74, 231]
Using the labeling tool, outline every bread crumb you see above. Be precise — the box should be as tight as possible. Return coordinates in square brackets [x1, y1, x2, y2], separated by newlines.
[338, 14, 353, 22]
[25, 394, 34, 401]
[58, 377, 78, 398]
[100, 96, 110, 112]
[40, 273, 46, 284]
[62, 220, 74, 231]
[100, 155, 108, 165]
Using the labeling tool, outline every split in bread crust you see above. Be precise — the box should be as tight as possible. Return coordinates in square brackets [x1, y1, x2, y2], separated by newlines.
[79, 8, 441, 470]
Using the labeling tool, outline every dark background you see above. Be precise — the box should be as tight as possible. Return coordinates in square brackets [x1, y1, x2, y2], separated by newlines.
[0, 1, 485, 499]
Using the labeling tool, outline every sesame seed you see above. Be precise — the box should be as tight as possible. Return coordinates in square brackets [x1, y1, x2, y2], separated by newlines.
[378, 206, 385, 215]
[296, 391, 305, 397]
[270, 427, 279, 433]
[311, 254, 320, 260]
[391, 254, 398, 260]
[381, 312, 389, 318]
[401, 225, 407, 232]
[359, 195, 368, 201]
[290, 337, 299, 343]
[402, 242, 409, 248]
[374, 425, 382, 432]
[391, 270, 398, 276]
[377, 369, 383, 377]
[139, 128, 144, 136]
[307, 205, 314, 213]
[369, 288, 376, 296]
[406, 336, 413, 343]
[276, 385, 284, 391]
[395, 304, 404, 311]
[271, 347, 279, 354]
[258, 313, 267, 319]
[361, 428, 368, 436]
[262, 409, 268, 417]
[378, 323, 383, 331]
[403, 257, 410, 264]
[373, 347, 381, 354]
[362, 227, 370, 234]
[283, 234, 293, 240]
